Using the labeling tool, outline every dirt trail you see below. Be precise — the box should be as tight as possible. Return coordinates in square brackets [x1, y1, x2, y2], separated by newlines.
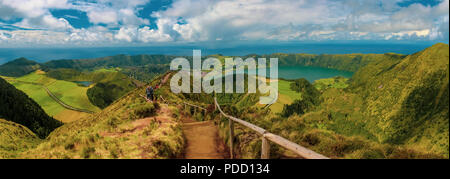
[182, 121, 228, 159]
[159, 72, 228, 159]
[182, 118, 228, 159]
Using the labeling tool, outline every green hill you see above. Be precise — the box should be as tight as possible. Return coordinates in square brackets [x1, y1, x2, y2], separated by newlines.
[10, 74, 184, 159]
[349, 43, 449, 154]
[177, 43, 449, 158]
[0, 58, 41, 77]
[43, 54, 174, 70]
[255, 53, 405, 72]
[0, 77, 62, 138]
[278, 43, 449, 158]
[0, 118, 41, 158]
[46, 68, 138, 109]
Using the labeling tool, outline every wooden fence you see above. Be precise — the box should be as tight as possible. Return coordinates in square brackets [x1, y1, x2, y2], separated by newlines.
[214, 97, 328, 159]
[158, 94, 328, 159]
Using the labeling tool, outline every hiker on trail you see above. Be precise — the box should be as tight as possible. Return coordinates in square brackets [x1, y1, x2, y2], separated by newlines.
[146, 85, 154, 101]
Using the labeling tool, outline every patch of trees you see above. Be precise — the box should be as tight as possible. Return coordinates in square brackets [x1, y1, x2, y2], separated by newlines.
[282, 78, 320, 117]
[87, 80, 135, 109]
[121, 64, 169, 82]
[0, 77, 62, 138]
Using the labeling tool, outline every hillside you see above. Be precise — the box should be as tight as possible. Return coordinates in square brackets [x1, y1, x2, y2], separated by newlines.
[178, 44, 449, 158]
[46, 69, 138, 108]
[0, 77, 62, 138]
[0, 58, 41, 77]
[2, 71, 101, 122]
[13, 74, 185, 159]
[266, 43, 449, 158]
[43, 54, 175, 70]
[0, 118, 41, 158]
[350, 43, 449, 154]
[254, 53, 405, 72]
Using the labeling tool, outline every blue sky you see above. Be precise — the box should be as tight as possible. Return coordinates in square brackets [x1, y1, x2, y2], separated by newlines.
[0, 0, 448, 47]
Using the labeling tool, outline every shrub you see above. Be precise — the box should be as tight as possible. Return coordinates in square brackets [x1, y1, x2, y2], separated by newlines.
[133, 103, 159, 118]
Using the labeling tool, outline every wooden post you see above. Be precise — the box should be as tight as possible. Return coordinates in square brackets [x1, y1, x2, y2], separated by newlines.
[261, 137, 270, 159]
[229, 119, 234, 159]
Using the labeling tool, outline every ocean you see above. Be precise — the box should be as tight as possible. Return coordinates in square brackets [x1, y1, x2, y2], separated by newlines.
[0, 43, 433, 64]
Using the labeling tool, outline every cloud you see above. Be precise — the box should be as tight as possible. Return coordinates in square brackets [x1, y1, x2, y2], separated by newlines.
[114, 26, 172, 42]
[148, 0, 449, 42]
[0, 0, 448, 47]
[74, 0, 150, 27]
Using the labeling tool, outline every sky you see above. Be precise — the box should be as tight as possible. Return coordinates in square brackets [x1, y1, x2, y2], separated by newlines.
[0, 0, 449, 47]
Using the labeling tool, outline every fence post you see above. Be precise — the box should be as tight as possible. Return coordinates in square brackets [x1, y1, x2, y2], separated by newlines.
[261, 137, 270, 159]
[229, 119, 234, 159]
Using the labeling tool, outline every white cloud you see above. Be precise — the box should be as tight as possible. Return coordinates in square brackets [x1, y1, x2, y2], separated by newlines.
[1, 0, 72, 31]
[114, 26, 172, 42]
[75, 0, 150, 27]
[148, 0, 449, 42]
[0, 0, 449, 46]
[87, 10, 118, 25]
[0, 0, 69, 18]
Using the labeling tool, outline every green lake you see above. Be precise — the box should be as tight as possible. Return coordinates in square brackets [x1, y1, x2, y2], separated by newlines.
[276, 66, 353, 82]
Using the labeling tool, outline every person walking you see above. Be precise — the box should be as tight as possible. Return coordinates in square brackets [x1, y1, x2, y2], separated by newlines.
[149, 86, 154, 101]
[146, 85, 153, 101]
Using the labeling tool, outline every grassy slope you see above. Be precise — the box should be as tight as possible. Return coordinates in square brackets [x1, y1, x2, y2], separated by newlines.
[0, 77, 62, 139]
[350, 43, 449, 155]
[314, 77, 349, 91]
[270, 80, 302, 114]
[192, 45, 448, 159]
[19, 82, 183, 159]
[270, 77, 348, 114]
[0, 119, 41, 158]
[46, 69, 138, 109]
[1, 74, 184, 159]
[0, 58, 41, 77]
[2, 71, 100, 122]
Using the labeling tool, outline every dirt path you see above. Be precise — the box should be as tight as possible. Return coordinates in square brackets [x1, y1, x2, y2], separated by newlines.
[159, 72, 228, 159]
[161, 72, 171, 84]
[182, 118, 228, 159]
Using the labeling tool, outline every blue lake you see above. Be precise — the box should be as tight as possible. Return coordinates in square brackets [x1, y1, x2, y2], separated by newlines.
[276, 66, 353, 82]
[217, 66, 353, 82]
[74, 81, 92, 87]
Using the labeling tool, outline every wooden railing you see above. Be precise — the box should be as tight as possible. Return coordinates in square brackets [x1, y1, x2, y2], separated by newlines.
[159, 95, 208, 116]
[214, 97, 329, 159]
[158, 93, 328, 159]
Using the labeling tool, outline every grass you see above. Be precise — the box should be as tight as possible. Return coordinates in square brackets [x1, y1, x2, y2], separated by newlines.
[46, 79, 99, 110]
[9, 80, 66, 117]
[313, 77, 349, 91]
[0, 119, 41, 158]
[269, 80, 302, 114]
[94, 68, 121, 73]
[17, 86, 184, 159]
[2, 71, 100, 122]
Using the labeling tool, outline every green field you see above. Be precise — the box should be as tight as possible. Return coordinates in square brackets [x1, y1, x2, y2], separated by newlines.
[2, 71, 100, 122]
[269, 80, 303, 114]
[314, 77, 349, 91]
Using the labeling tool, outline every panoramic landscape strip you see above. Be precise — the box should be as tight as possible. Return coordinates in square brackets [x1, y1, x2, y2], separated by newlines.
[0, 1, 449, 173]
